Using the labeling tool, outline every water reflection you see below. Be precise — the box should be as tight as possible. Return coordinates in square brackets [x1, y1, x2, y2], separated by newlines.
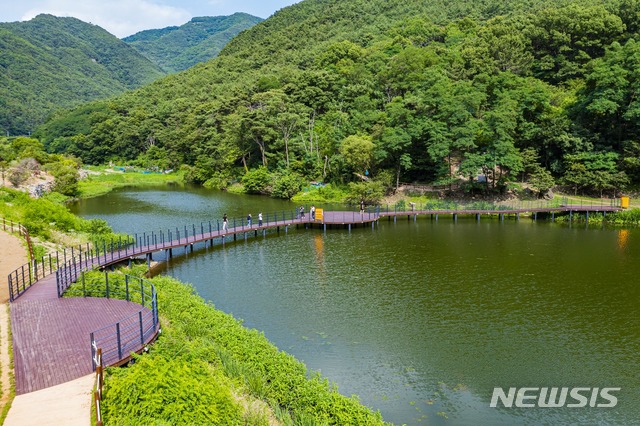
[617, 229, 630, 251]
[70, 188, 640, 425]
[313, 233, 325, 273]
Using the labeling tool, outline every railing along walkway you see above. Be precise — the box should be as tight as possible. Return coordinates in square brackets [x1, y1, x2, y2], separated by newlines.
[10, 210, 314, 393]
[11, 294, 155, 394]
[10, 248, 158, 395]
[6, 200, 623, 394]
[55, 213, 316, 295]
[379, 204, 621, 219]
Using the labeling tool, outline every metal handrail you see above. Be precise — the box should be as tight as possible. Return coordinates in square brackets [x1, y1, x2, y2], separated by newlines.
[3, 214, 108, 301]
[380, 197, 621, 214]
[88, 273, 159, 369]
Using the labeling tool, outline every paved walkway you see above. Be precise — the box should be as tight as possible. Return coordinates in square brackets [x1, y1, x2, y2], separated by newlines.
[4, 374, 93, 426]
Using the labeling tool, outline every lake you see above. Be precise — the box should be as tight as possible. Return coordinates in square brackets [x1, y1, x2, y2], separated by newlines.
[70, 186, 640, 425]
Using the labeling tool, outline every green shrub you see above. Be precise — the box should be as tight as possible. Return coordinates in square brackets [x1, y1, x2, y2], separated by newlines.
[345, 180, 384, 205]
[292, 184, 348, 203]
[272, 172, 303, 199]
[242, 167, 272, 194]
[82, 218, 111, 235]
[203, 172, 231, 190]
[103, 356, 243, 425]
[21, 198, 81, 237]
[46, 158, 81, 196]
[610, 208, 640, 224]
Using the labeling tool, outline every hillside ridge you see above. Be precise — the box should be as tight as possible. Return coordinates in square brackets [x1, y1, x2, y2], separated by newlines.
[123, 13, 263, 73]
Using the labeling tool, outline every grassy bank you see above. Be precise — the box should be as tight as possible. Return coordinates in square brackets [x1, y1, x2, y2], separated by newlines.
[552, 208, 640, 225]
[2, 185, 387, 424]
[0, 187, 127, 257]
[72, 268, 387, 425]
[78, 167, 184, 198]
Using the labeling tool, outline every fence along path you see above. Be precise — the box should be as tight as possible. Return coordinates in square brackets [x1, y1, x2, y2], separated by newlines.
[10, 209, 316, 394]
[55, 210, 320, 295]
[5, 221, 159, 395]
[7, 200, 623, 394]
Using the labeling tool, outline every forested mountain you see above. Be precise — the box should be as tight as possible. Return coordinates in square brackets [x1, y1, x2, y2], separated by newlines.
[0, 14, 166, 136]
[123, 13, 263, 73]
[35, 0, 640, 195]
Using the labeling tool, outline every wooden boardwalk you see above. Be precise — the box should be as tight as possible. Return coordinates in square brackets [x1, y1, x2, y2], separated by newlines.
[378, 204, 620, 218]
[43, 204, 626, 287]
[11, 268, 157, 394]
[314, 204, 621, 227]
[8, 203, 621, 394]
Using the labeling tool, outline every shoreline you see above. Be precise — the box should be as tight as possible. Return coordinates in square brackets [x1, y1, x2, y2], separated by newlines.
[5, 180, 637, 424]
[2, 182, 389, 424]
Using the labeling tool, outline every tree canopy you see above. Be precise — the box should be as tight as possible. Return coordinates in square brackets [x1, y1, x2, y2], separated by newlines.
[32, 0, 640, 195]
[122, 13, 263, 73]
[0, 14, 166, 136]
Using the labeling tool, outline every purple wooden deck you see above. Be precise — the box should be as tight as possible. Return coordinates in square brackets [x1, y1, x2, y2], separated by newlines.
[10, 272, 156, 394]
[9, 205, 620, 394]
[379, 204, 621, 217]
[321, 211, 378, 224]
[317, 205, 621, 225]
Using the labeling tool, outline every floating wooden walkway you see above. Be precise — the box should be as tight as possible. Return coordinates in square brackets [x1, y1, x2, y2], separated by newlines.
[377, 204, 620, 222]
[11, 261, 157, 394]
[7, 203, 622, 394]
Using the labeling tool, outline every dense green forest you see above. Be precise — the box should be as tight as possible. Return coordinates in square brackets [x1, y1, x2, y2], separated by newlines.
[0, 14, 166, 136]
[34, 0, 640, 198]
[123, 13, 263, 73]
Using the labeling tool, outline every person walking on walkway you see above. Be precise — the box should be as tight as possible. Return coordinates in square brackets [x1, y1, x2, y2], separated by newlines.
[247, 213, 252, 227]
[222, 213, 228, 232]
[311, 205, 316, 220]
[360, 199, 365, 215]
[258, 212, 263, 226]
[300, 205, 305, 218]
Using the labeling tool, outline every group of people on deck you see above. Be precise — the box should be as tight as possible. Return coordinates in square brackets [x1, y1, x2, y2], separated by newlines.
[222, 202, 372, 233]
[298, 205, 316, 220]
[221, 212, 263, 233]
[223, 205, 319, 233]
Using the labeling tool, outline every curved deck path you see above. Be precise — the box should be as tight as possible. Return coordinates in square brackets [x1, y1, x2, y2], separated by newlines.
[9, 204, 621, 395]
[11, 268, 156, 394]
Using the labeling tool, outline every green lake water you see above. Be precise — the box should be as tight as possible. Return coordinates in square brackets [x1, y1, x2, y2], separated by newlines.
[70, 186, 640, 425]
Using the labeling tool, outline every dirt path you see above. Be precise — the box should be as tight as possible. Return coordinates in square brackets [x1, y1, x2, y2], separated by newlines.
[0, 231, 28, 304]
[0, 230, 27, 419]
